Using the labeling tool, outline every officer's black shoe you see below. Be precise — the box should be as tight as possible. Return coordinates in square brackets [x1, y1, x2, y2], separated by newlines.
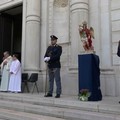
[55, 94, 60, 98]
[119, 101, 120, 104]
[44, 93, 52, 97]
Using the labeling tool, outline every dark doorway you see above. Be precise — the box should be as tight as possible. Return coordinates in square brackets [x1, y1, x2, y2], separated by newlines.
[0, 13, 13, 62]
[0, 6, 22, 63]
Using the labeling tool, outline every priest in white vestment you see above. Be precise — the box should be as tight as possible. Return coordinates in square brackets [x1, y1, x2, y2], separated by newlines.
[0, 51, 12, 91]
[8, 54, 21, 92]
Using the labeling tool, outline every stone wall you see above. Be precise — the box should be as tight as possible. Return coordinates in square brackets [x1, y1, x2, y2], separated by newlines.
[0, 0, 13, 5]
[111, 0, 120, 96]
[1, 0, 120, 96]
[0, 0, 22, 10]
[111, 0, 120, 65]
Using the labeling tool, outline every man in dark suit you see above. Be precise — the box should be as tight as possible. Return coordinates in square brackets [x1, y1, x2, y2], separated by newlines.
[44, 35, 62, 98]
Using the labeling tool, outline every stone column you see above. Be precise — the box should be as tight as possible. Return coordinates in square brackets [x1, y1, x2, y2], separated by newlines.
[70, 0, 89, 68]
[23, 0, 41, 72]
[100, 0, 112, 68]
[89, 0, 101, 57]
[40, 0, 49, 70]
[100, 0, 116, 96]
[21, 0, 27, 71]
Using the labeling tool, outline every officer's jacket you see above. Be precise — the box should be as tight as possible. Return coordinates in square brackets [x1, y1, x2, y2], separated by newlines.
[44, 44, 62, 68]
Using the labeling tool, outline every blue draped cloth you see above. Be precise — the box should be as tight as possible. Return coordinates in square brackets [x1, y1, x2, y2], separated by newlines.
[78, 54, 102, 101]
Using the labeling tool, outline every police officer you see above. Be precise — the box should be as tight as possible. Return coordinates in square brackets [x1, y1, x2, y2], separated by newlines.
[44, 35, 62, 98]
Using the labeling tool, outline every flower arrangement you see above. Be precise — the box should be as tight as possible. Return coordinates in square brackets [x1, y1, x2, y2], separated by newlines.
[78, 89, 91, 101]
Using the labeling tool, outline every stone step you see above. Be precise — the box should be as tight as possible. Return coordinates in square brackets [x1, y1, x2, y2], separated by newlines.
[0, 93, 120, 116]
[0, 108, 66, 120]
[0, 96, 120, 120]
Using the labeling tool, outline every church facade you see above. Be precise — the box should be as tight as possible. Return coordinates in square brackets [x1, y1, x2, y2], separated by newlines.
[0, 0, 120, 96]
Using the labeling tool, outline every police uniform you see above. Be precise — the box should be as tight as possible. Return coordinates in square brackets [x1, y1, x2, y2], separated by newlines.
[44, 35, 62, 98]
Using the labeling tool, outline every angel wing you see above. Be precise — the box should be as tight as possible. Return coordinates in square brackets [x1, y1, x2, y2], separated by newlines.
[90, 27, 94, 39]
[79, 25, 84, 38]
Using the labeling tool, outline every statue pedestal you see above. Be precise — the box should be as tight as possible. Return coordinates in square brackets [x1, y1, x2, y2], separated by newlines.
[78, 54, 102, 101]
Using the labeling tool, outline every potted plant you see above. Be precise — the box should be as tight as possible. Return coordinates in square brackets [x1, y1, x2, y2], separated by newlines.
[78, 89, 91, 101]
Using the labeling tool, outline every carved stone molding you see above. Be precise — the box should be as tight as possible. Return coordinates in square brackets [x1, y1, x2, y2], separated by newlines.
[54, 0, 68, 7]
[0, 0, 12, 5]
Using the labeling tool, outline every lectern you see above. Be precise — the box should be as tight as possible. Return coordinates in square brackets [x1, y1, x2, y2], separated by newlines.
[78, 54, 102, 101]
